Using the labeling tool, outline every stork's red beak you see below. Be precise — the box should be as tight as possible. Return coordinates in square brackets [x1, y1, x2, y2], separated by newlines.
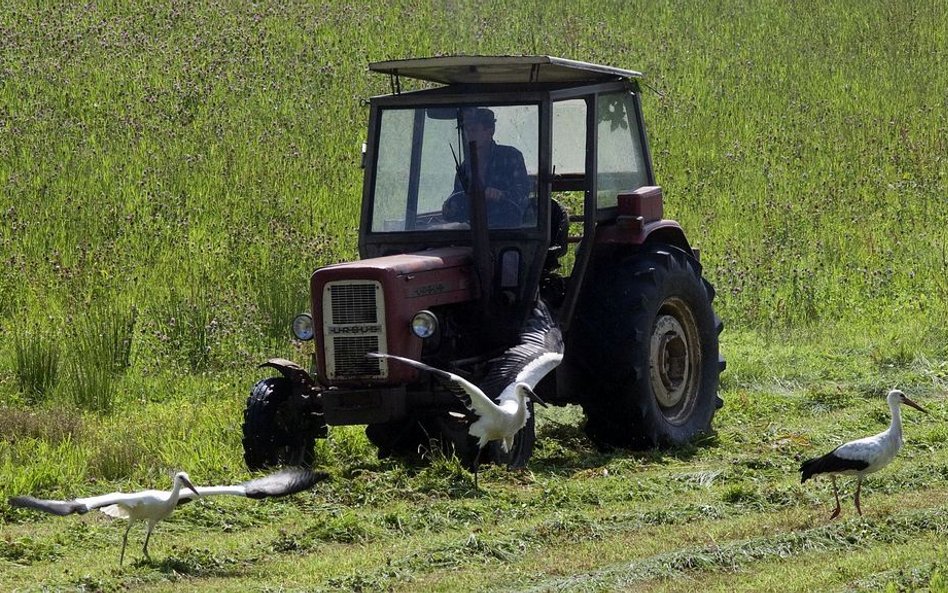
[902, 395, 929, 415]
[181, 476, 201, 498]
[524, 386, 549, 408]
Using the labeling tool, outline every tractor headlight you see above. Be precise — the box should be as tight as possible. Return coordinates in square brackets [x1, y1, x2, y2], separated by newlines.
[292, 313, 314, 341]
[410, 310, 439, 339]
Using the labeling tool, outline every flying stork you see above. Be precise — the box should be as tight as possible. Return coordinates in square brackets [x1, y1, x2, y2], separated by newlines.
[9, 467, 328, 564]
[369, 298, 564, 487]
[800, 389, 928, 518]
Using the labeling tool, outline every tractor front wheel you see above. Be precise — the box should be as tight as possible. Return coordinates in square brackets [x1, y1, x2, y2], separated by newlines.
[242, 377, 317, 470]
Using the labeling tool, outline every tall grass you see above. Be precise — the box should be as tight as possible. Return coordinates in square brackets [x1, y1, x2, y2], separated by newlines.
[154, 290, 214, 373]
[1, 1, 943, 379]
[71, 302, 137, 374]
[12, 328, 61, 404]
[62, 301, 137, 412]
[63, 363, 117, 414]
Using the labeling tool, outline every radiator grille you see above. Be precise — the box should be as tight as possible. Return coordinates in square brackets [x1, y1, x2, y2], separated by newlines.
[329, 284, 378, 324]
[332, 336, 381, 376]
[323, 281, 385, 380]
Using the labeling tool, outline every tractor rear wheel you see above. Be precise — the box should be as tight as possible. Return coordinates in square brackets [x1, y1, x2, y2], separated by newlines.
[569, 244, 723, 448]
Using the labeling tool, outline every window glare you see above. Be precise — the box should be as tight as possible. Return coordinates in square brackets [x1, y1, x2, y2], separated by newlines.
[597, 92, 648, 209]
[553, 99, 586, 175]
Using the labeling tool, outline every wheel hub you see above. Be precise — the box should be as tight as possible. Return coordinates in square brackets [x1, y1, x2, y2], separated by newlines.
[650, 314, 691, 408]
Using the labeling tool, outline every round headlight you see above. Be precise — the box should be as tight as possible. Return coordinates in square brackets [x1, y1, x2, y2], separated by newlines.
[410, 310, 439, 339]
[291, 313, 314, 341]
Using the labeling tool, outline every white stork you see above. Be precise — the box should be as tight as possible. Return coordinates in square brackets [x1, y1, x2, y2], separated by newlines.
[800, 389, 928, 518]
[9, 467, 327, 564]
[369, 298, 563, 486]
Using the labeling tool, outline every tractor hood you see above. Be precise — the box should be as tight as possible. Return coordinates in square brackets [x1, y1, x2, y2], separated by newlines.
[309, 247, 478, 384]
[312, 247, 476, 304]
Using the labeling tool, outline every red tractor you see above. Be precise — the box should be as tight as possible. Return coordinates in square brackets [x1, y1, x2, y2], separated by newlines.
[242, 56, 724, 471]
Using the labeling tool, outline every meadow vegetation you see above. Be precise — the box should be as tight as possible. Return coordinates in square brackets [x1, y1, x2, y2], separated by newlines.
[1, 1, 945, 591]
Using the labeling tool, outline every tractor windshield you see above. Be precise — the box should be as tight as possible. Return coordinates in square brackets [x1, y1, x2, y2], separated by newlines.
[370, 104, 539, 232]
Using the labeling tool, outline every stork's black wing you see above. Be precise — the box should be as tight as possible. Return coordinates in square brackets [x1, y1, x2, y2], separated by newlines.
[480, 298, 564, 399]
[9, 496, 89, 516]
[800, 450, 871, 483]
[242, 467, 329, 499]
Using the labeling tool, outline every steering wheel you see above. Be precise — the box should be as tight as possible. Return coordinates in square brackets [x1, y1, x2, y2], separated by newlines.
[441, 190, 523, 228]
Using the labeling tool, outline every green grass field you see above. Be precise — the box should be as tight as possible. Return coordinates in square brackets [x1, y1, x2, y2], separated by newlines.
[1, 1, 946, 591]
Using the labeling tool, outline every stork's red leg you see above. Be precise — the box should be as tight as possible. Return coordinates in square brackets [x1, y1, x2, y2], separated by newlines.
[142, 522, 154, 560]
[120, 521, 132, 565]
[829, 475, 842, 519]
[854, 476, 863, 516]
[472, 448, 481, 490]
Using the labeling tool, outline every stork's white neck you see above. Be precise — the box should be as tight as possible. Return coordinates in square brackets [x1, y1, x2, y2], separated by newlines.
[168, 476, 186, 503]
[888, 399, 903, 443]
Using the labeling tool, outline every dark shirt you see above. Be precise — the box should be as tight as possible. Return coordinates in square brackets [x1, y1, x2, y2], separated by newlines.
[453, 142, 531, 207]
[446, 141, 532, 228]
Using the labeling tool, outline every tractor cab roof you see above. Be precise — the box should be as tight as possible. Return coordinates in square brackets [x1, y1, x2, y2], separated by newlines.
[368, 55, 642, 87]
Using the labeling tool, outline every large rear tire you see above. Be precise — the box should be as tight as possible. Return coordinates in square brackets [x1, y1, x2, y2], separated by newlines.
[568, 244, 723, 448]
[243, 377, 316, 470]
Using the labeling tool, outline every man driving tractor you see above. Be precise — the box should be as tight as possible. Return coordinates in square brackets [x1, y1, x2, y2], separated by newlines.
[443, 107, 532, 228]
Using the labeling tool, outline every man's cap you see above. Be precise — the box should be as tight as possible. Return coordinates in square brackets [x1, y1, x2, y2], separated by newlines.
[464, 108, 496, 125]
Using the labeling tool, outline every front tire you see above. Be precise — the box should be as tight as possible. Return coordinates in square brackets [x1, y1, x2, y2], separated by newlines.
[366, 408, 535, 471]
[243, 377, 316, 470]
[568, 244, 723, 448]
[487, 401, 536, 469]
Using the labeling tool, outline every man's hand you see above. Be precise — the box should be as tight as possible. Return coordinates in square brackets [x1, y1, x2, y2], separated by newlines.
[484, 187, 505, 202]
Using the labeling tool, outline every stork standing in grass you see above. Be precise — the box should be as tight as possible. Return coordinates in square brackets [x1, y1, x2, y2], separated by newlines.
[800, 389, 928, 518]
[10, 467, 327, 564]
[369, 299, 563, 487]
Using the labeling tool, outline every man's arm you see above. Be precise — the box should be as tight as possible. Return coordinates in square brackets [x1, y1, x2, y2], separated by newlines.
[493, 145, 531, 205]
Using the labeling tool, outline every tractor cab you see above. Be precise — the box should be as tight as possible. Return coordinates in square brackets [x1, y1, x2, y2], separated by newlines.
[360, 55, 658, 333]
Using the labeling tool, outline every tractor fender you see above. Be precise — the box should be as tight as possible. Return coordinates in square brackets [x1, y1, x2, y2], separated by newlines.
[596, 219, 694, 255]
[594, 186, 695, 257]
[258, 358, 316, 388]
[641, 221, 694, 255]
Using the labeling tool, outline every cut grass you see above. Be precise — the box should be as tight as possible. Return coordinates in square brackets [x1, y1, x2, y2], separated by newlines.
[1, 369, 945, 592]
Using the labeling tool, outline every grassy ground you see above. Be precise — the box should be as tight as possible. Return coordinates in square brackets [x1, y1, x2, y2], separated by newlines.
[2, 0, 947, 591]
[2, 334, 947, 592]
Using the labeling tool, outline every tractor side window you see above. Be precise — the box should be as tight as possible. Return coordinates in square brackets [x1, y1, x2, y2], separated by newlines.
[552, 99, 587, 181]
[597, 92, 649, 209]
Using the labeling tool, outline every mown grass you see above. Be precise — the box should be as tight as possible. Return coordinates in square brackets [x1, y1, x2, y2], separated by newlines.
[1, 0, 946, 591]
[2, 367, 947, 592]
